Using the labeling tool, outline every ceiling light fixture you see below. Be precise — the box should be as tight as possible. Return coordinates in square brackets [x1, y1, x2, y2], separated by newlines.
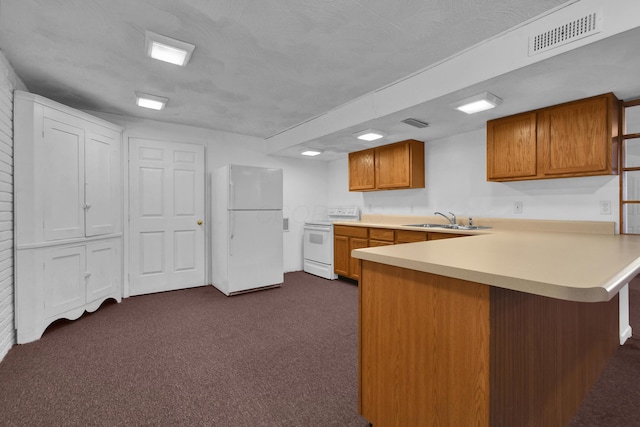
[354, 129, 386, 142]
[135, 91, 168, 110]
[145, 30, 195, 66]
[301, 149, 323, 157]
[451, 91, 503, 114]
[401, 118, 430, 128]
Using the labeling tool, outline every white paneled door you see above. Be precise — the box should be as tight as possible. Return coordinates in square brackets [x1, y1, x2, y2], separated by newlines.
[129, 138, 205, 296]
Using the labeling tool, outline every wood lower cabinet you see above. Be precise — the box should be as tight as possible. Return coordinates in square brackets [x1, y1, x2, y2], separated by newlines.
[359, 261, 619, 427]
[335, 226, 469, 279]
[368, 228, 395, 247]
[395, 229, 428, 244]
[428, 232, 468, 240]
[334, 225, 369, 280]
[349, 140, 425, 191]
[487, 93, 619, 182]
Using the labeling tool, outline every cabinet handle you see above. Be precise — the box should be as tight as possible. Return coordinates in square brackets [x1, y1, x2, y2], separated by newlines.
[197, 220, 203, 225]
[84, 204, 92, 210]
[84, 272, 92, 278]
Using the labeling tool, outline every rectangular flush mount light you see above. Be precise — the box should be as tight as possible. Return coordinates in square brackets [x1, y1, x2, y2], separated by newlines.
[301, 149, 323, 156]
[145, 30, 195, 66]
[354, 129, 386, 142]
[135, 91, 168, 110]
[451, 91, 503, 114]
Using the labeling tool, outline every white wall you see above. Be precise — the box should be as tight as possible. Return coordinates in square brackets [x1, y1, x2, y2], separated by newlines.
[0, 51, 27, 361]
[328, 128, 619, 228]
[91, 113, 329, 287]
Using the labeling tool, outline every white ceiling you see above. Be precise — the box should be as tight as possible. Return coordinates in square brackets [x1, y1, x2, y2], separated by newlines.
[1, 0, 639, 161]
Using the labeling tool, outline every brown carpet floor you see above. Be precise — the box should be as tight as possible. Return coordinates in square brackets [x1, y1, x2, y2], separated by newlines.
[569, 276, 640, 426]
[0, 272, 369, 426]
[1, 271, 639, 426]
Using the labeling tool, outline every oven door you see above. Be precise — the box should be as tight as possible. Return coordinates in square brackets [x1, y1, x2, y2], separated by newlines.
[303, 224, 333, 265]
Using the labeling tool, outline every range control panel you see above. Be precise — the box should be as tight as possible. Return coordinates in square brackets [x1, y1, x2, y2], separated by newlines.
[327, 207, 360, 220]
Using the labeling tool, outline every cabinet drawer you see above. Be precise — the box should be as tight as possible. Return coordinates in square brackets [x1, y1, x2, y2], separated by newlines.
[395, 230, 428, 243]
[369, 240, 394, 247]
[369, 228, 395, 242]
[429, 233, 468, 240]
[334, 225, 368, 238]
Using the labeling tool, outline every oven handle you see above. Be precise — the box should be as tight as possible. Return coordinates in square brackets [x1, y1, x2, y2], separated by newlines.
[304, 225, 332, 232]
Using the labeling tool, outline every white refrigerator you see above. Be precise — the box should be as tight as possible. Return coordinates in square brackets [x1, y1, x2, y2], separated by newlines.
[212, 164, 284, 295]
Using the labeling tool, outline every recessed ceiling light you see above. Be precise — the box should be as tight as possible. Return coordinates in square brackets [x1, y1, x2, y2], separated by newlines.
[451, 91, 503, 114]
[135, 91, 168, 110]
[301, 149, 323, 157]
[354, 129, 386, 141]
[145, 30, 195, 66]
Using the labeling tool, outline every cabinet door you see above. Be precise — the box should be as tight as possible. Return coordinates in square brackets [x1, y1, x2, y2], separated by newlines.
[86, 240, 121, 304]
[350, 237, 369, 280]
[375, 142, 411, 189]
[487, 112, 537, 181]
[85, 130, 120, 236]
[334, 235, 350, 277]
[44, 245, 85, 317]
[42, 118, 85, 241]
[539, 95, 612, 177]
[349, 149, 375, 191]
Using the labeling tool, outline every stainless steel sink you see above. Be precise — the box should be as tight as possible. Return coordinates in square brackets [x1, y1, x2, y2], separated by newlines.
[454, 225, 492, 230]
[403, 223, 491, 230]
[403, 223, 454, 228]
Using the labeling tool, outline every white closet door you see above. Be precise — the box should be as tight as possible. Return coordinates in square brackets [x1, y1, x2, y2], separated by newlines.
[42, 118, 85, 241]
[85, 130, 119, 236]
[129, 138, 206, 296]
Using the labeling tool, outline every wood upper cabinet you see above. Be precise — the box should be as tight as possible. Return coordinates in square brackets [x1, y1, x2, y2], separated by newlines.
[539, 94, 618, 177]
[349, 140, 425, 191]
[349, 149, 375, 191]
[487, 112, 537, 180]
[375, 140, 425, 190]
[487, 93, 619, 182]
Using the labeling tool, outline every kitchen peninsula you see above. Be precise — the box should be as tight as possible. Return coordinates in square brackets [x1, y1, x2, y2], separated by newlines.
[348, 217, 640, 427]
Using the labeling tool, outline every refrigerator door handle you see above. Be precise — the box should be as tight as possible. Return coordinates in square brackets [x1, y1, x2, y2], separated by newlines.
[229, 212, 234, 256]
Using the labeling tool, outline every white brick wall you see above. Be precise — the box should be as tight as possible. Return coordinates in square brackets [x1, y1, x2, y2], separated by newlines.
[0, 50, 26, 362]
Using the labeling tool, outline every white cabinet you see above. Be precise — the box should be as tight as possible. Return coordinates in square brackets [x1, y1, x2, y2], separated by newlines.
[16, 240, 122, 343]
[14, 91, 123, 344]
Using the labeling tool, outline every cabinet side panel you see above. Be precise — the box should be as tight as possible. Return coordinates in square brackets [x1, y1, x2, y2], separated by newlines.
[359, 261, 490, 427]
[490, 288, 619, 427]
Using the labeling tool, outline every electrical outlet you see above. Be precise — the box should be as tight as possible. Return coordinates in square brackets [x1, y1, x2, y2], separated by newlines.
[599, 200, 612, 215]
[514, 201, 523, 214]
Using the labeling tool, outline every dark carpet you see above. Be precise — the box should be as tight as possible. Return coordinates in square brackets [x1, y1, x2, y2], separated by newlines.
[1, 272, 639, 426]
[0, 272, 369, 427]
[569, 276, 640, 427]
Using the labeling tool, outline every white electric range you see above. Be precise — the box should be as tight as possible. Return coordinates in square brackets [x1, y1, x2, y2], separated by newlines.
[303, 207, 360, 280]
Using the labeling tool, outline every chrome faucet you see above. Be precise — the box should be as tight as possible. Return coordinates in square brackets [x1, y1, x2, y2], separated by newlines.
[434, 211, 456, 225]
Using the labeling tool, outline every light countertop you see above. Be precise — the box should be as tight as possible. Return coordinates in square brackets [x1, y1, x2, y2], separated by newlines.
[349, 220, 640, 302]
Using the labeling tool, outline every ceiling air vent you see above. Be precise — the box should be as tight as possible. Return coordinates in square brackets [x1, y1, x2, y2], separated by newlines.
[528, 10, 602, 56]
[401, 118, 430, 128]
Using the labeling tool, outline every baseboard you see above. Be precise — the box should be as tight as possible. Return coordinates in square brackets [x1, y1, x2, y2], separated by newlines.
[620, 324, 633, 345]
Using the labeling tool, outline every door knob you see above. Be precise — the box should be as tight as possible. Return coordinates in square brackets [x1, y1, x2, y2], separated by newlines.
[197, 220, 203, 225]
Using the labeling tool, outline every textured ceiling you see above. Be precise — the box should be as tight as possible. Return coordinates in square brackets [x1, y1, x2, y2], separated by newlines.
[0, 0, 570, 138]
